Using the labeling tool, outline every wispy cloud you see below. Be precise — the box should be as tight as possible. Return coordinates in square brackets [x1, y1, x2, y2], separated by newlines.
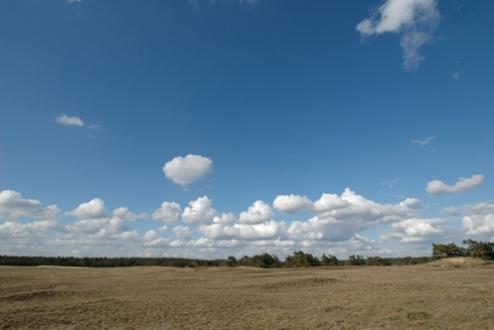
[56, 114, 85, 127]
[382, 178, 401, 188]
[357, 0, 440, 70]
[410, 136, 434, 146]
[55, 114, 100, 131]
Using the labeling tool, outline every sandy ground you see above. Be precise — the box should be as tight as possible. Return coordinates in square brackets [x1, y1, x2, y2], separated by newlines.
[1, 260, 494, 329]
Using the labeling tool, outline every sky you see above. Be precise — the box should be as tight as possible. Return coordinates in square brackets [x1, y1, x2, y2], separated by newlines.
[1, 0, 493, 259]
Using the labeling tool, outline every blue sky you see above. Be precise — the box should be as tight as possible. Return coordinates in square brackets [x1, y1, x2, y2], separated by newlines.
[0, 0, 493, 258]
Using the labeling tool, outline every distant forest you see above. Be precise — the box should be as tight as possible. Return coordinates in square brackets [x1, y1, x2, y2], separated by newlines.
[1, 239, 492, 268]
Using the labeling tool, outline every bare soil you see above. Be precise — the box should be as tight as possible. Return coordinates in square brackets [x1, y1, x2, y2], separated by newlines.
[1, 261, 494, 329]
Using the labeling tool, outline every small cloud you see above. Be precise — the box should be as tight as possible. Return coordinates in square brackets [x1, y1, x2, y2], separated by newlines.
[426, 174, 485, 197]
[55, 114, 100, 131]
[357, 0, 440, 70]
[67, 198, 107, 219]
[152, 201, 182, 224]
[411, 136, 434, 146]
[163, 154, 213, 187]
[239, 200, 273, 224]
[273, 194, 313, 214]
[452, 72, 460, 79]
[56, 114, 84, 127]
[382, 178, 401, 188]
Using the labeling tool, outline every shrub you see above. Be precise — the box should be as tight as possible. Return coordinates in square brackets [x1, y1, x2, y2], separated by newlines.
[284, 251, 320, 267]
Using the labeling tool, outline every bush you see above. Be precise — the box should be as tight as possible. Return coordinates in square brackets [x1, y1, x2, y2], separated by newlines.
[284, 251, 320, 267]
[238, 253, 281, 268]
[432, 243, 465, 258]
[347, 255, 366, 266]
[366, 256, 391, 266]
[463, 239, 494, 260]
[320, 254, 339, 266]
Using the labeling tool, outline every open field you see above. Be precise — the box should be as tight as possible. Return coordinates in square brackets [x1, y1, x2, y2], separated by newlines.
[1, 260, 494, 329]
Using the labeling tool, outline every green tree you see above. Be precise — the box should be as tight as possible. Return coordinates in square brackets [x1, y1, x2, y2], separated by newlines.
[320, 254, 339, 266]
[284, 251, 320, 267]
[347, 255, 366, 266]
[463, 239, 494, 260]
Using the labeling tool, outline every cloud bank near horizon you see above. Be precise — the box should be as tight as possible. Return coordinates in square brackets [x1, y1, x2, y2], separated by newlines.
[1, 185, 491, 259]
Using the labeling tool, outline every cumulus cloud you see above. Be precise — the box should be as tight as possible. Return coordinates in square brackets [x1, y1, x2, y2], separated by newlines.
[273, 194, 313, 214]
[313, 193, 350, 214]
[67, 198, 107, 219]
[55, 114, 85, 127]
[463, 214, 494, 236]
[182, 196, 217, 224]
[238, 200, 273, 224]
[224, 220, 284, 240]
[426, 174, 485, 196]
[152, 201, 181, 224]
[0, 190, 59, 221]
[314, 188, 419, 222]
[163, 154, 213, 186]
[3, 187, 482, 259]
[460, 202, 494, 236]
[357, 0, 440, 70]
[213, 212, 236, 225]
[286, 189, 421, 242]
[384, 218, 443, 242]
[200, 220, 285, 241]
[174, 225, 193, 239]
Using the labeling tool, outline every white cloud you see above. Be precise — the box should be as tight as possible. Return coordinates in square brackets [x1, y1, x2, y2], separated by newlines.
[314, 188, 420, 222]
[224, 220, 284, 240]
[1, 187, 480, 259]
[0, 190, 59, 221]
[143, 230, 160, 242]
[163, 154, 213, 186]
[386, 218, 443, 242]
[200, 220, 285, 241]
[313, 192, 350, 214]
[213, 212, 236, 225]
[182, 196, 217, 224]
[174, 225, 192, 239]
[67, 198, 107, 219]
[426, 174, 485, 196]
[273, 194, 313, 213]
[460, 202, 494, 236]
[238, 200, 273, 224]
[152, 201, 181, 224]
[112, 207, 147, 221]
[410, 136, 434, 146]
[463, 214, 494, 236]
[286, 189, 421, 242]
[357, 0, 440, 70]
[55, 114, 85, 127]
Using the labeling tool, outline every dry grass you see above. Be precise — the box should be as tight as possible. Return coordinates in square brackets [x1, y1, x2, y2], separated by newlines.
[1, 262, 494, 329]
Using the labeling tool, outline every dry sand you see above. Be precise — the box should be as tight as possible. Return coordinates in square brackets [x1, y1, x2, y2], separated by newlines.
[1, 261, 494, 329]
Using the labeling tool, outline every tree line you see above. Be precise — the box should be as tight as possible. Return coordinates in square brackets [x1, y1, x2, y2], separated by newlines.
[0, 252, 432, 268]
[1, 239, 492, 268]
[432, 239, 494, 260]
